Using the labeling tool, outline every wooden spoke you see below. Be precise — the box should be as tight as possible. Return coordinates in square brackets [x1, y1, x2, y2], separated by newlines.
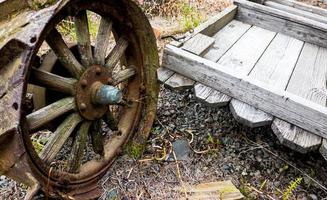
[30, 67, 77, 95]
[105, 37, 129, 68]
[112, 67, 136, 85]
[103, 111, 118, 131]
[90, 120, 104, 156]
[46, 28, 84, 78]
[39, 113, 82, 163]
[94, 17, 113, 65]
[67, 121, 91, 173]
[27, 97, 76, 131]
[75, 10, 93, 67]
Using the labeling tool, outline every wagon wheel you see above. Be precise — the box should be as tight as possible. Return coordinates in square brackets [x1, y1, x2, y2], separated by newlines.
[22, 1, 158, 199]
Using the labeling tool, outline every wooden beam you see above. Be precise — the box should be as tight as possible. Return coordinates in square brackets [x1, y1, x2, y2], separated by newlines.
[182, 34, 215, 56]
[162, 44, 327, 139]
[270, 0, 327, 17]
[235, 0, 327, 48]
[164, 73, 195, 91]
[105, 37, 128, 68]
[157, 67, 174, 83]
[94, 17, 113, 65]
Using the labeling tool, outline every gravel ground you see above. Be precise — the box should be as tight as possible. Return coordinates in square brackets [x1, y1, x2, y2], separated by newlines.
[100, 86, 327, 200]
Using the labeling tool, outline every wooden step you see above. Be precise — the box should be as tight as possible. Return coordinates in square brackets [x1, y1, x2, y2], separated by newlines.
[230, 99, 273, 128]
[272, 119, 322, 154]
[194, 83, 231, 107]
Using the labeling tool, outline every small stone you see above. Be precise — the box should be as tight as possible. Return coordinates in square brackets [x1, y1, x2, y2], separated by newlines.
[241, 170, 248, 176]
[170, 139, 191, 161]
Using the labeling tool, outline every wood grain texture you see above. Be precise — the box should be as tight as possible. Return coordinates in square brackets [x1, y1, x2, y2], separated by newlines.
[105, 37, 129, 68]
[274, 43, 327, 153]
[94, 17, 113, 65]
[162, 44, 327, 139]
[217, 25, 275, 127]
[217, 26, 276, 74]
[205, 90, 231, 107]
[194, 83, 213, 102]
[235, 0, 327, 48]
[264, 1, 327, 24]
[272, 119, 322, 153]
[40, 113, 82, 163]
[157, 67, 174, 83]
[26, 97, 76, 131]
[320, 139, 327, 160]
[204, 20, 251, 62]
[182, 33, 215, 56]
[270, 0, 327, 17]
[230, 99, 273, 127]
[164, 73, 195, 90]
[194, 5, 237, 37]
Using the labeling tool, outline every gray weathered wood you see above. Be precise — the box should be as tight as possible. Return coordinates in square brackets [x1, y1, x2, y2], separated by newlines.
[217, 26, 276, 74]
[272, 119, 322, 153]
[195, 5, 237, 37]
[94, 17, 113, 65]
[90, 120, 104, 156]
[320, 139, 327, 161]
[273, 43, 326, 153]
[182, 33, 215, 56]
[204, 20, 252, 62]
[105, 37, 129, 68]
[30, 67, 77, 95]
[112, 68, 136, 85]
[157, 67, 174, 83]
[164, 73, 195, 91]
[205, 90, 231, 107]
[230, 99, 273, 128]
[235, 0, 327, 48]
[26, 97, 76, 131]
[68, 121, 91, 173]
[270, 0, 327, 17]
[75, 10, 94, 67]
[40, 113, 82, 163]
[264, 1, 327, 24]
[233, 33, 302, 128]
[217, 25, 275, 126]
[194, 83, 213, 102]
[162, 44, 327, 139]
[46, 29, 84, 78]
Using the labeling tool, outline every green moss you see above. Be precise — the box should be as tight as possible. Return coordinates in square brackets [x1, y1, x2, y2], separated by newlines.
[124, 142, 145, 159]
[29, 0, 57, 10]
[179, 2, 206, 32]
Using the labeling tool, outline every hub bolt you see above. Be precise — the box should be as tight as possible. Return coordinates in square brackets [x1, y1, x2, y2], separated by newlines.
[95, 67, 102, 75]
[81, 79, 88, 88]
[107, 77, 113, 85]
[80, 103, 87, 111]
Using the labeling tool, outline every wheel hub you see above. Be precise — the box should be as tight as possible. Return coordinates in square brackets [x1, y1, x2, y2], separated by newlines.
[76, 65, 122, 120]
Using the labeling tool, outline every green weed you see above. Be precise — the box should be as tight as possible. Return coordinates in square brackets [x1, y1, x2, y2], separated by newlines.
[283, 177, 303, 200]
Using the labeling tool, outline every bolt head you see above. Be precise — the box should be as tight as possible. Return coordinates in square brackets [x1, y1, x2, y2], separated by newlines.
[95, 67, 102, 75]
[80, 103, 87, 111]
[107, 77, 114, 85]
[140, 84, 146, 92]
[81, 79, 87, 87]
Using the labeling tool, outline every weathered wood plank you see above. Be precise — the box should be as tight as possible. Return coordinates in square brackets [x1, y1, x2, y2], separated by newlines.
[112, 68, 136, 85]
[30, 67, 77, 95]
[235, 0, 327, 48]
[194, 5, 237, 37]
[264, 1, 327, 24]
[46, 29, 84, 78]
[272, 119, 322, 153]
[232, 33, 303, 128]
[230, 99, 273, 127]
[182, 33, 215, 56]
[204, 20, 251, 62]
[162, 44, 327, 139]
[205, 90, 231, 107]
[90, 120, 104, 156]
[105, 37, 129, 68]
[26, 97, 76, 131]
[270, 0, 327, 18]
[157, 67, 174, 83]
[75, 10, 93, 67]
[194, 83, 213, 102]
[94, 17, 113, 65]
[217, 26, 276, 74]
[164, 73, 195, 91]
[320, 139, 327, 160]
[40, 113, 82, 163]
[217, 26, 275, 126]
[274, 43, 326, 153]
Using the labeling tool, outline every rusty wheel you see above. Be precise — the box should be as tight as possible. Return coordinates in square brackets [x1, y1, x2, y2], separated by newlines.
[5, 0, 158, 199]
